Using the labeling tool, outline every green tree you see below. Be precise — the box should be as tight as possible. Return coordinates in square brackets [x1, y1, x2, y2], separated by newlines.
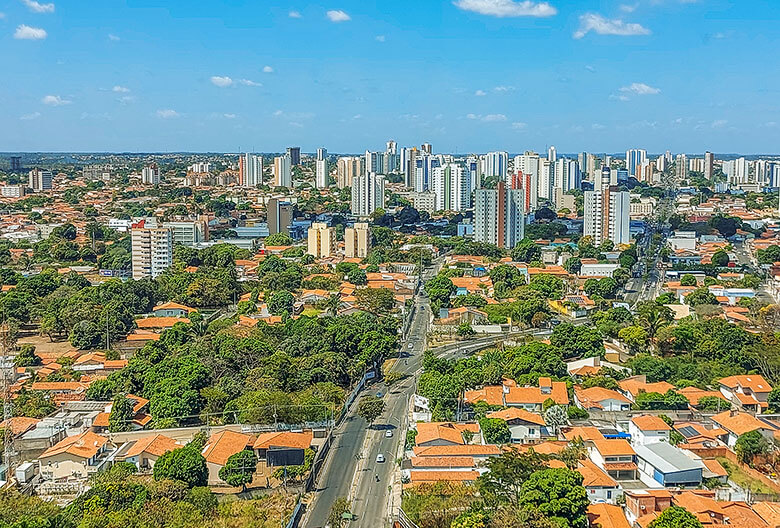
[425, 275, 456, 309]
[735, 430, 769, 465]
[529, 274, 564, 300]
[347, 268, 367, 285]
[457, 323, 476, 337]
[550, 323, 604, 359]
[680, 274, 698, 287]
[686, 287, 718, 307]
[563, 257, 581, 274]
[153, 446, 208, 488]
[268, 290, 295, 316]
[329, 497, 351, 528]
[14, 344, 41, 367]
[648, 506, 704, 528]
[618, 325, 648, 354]
[108, 394, 135, 433]
[711, 249, 730, 267]
[354, 287, 396, 314]
[218, 449, 257, 491]
[544, 405, 569, 436]
[768, 386, 780, 412]
[357, 395, 385, 427]
[264, 232, 294, 246]
[477, 448, 549, 508]
[511, 238, 541, 263]
[451, 510, 491, 528]
[637, 301, 674, 340]
[518, 468, 589, 528]
[479, 418, 511, 444]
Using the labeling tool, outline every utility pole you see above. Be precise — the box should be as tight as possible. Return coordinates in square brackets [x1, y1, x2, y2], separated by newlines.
[1, 311, 15, 480]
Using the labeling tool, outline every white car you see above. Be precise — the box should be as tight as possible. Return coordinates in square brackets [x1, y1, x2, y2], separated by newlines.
[385, 430, 393, 438]
[408, 343, 414, 349]
[376, 453, 385, 463]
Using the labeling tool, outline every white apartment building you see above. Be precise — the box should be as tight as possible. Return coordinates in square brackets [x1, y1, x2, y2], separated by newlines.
[315, 159, 328, 189]
[1, 185, 25, 198]
[274, 154, 292, 188]
[345, 222, 371, 258]
[337, 156, 363, 188]
[141, 164, 160, 185]
[162, 218, 209, 247]
[482, 151, 508, 179]
[28, 169, 52, 191]
[410, 191, 436, 214]
[584, 189, 630, 246]
[307, 222, 336, 258]
[351, 172, 386, 216]
[242, 153, 263, 187]
[131, 219, 173, 279]
[431, 163, 471, 212]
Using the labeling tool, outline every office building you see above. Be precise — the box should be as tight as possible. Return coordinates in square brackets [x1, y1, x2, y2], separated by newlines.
[267, 198, 293, 236]
[351, 172, 386, 217]
[274, 154, 292, 187]
[241, 153, 263, 187]
[286, 147, 301, 166]
[584, 172, 630, 246]
[1, 185, 25, 198]
[704, 151, 714, 180]
[337, 156, 362, 188]
[626, 149, 647, 178]
[315, 159, 328, 188]
[345, 222, 371, 258]
[474, 182, 525, 249]
[431, 163, 471, 212]
[131, 219, 173, 280]
[10, 156, 22, 172]
[141, 164, 160, 185]
[307, 222, 336, 258]
[162, 217, 210, 247]
[28, 168, 52, 191]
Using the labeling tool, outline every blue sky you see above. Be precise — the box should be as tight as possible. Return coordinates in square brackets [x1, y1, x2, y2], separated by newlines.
[2, 0, 779, 154]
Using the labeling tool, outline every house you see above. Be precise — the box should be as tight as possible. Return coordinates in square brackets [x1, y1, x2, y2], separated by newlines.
[485, 408, 550, 444]
[504, 377, 569, 411]
[633, 442, 703, 487]
[579, 260, 621, 278]
[135, 316, 189, 331]
[629, 415, 671, 446]
[711, 410, 779, 447]
[411, 444, 501, 463]
[151, 301, 197, 318]
[415, 422, 480, 447]
[437, 306, 489, 325]
[587, 503, 630, 528]
[566, 356, 628, 377]
[673, 422, 727, 448]
[253, 431, 313, 460]
[588, 439, 638, 481]
[201, 430, 254, 485]
[573, 386, 631, 412]
[117, 434, 178, 471]
[39, 431, 114, 481]
[677, 386, 729, 410]
[578, 459, 622, 504]
[624, 489, 673, 526]
[718, 375, 772, 413]
[618, 377, 676, 402]
[408, 456, 476, 472]
[91, 394, 152, 432]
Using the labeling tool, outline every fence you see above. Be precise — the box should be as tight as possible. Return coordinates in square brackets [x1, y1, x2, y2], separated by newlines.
[285, 498, 304, 528]
[397, 508, 421, 528]
[686, 446, 780, 497]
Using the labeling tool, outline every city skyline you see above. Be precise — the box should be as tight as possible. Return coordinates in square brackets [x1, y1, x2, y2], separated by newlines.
[3, 0, 780, 153]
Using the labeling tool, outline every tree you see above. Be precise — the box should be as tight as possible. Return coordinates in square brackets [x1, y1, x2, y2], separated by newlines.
[680, 274, 698, 287]
[544, 405, 568, 436]
[583, 277, 618, 299]
[709, 215, 739, 238]
[637, 301, 674, 340]
[457, 323, 476, 337]
[354, 288, 395, 314]
[518, 468, 589, 528]
[108, 394, 135, 433]
[347, 268, 367, 286]
[686, 287, 718, 307]
[550, 324, 604, 359]
[451, 510, 491, 528]
[563, 257, 581, 274]
[153, 446, 208, 487]
[477, 448, 549, 507]
[329, 497, 351, 528]
[479, 418, 511, 444]
[218, 450, 257, 491]
[735, 430, 769, 465]
[529, 274, 564, 300]
[648, 506, 704, 528]
[511, 239, 541, 263]
[425, 275, 456, 308]
[712, 249, 730, 267]
[618, 326, 648, 354]
[14, 344, 41, 367]
[768, 386, 780, 412]
[268, 290, 295, 316]
[357, 395, 385, 427]
[264, 232, 293, 246]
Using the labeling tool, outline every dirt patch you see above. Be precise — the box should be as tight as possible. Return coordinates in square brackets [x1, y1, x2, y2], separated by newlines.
[17, 335, 79, 359]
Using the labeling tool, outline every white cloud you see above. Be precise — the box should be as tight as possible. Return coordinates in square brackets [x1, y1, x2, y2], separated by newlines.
[223, 113, 237, 119]
[619, 3, 638, 12]
[494, 85, 515, 92]
[263, 65, 274, 73]
[22, 0, 55, 14]
[14, 24, 47, 40]
[210, 76, 233, 87]
[289, 10, 302, 18]
[375, 35, 386, 42]
[117, 95, 135, 104]
[156, 109, 179, 119]
[573, 13, 650, 39]
[711, 119, 728, 129]
[289, 122, 304, 128]
[453, 0, 557, 17]
[591, 123, 606, 130]
[468, 113, 508, 122]
[619, 82, 661, 95]
[326, 10, 351, 22]
[0, 12, 6, 19]
[609, 94, 631, 102]
[511, 122, 527, 129]
[112, 85, 130, 93]
[41, 95, 70, 106]
[108, 34, 120, 41]
[475, 89, 487, 96]
[239, 79, 261, 87]
[20, 112, 41, 120]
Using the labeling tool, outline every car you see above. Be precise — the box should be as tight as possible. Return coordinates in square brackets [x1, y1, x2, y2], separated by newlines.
[376, 454, 385, 463]
[376, 391, 383, 398]
[385, 430, 393, 438]
[408, 343, 414, 349]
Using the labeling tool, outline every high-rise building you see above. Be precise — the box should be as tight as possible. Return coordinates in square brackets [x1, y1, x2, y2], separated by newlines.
[286, 147, 301, 166]
[274, 154, 292, 187]
[548, 146, 557, 163]
[142, 164, 160, 185]
[483, 151, 508, 180]
[474, 182, 525, 249]
[28, 168, 52, 191]
[315, 159, 328, 188]
[162, 217, 210, 247]
[626, 149, 647, 178]
[384, 141, 399, 174]
[10, 156, 22, 172]
[365, 150, 384, 175]
[241, 153, 263, 187]
[414, 154, 441, 192]
[554, 159, 581, 194]
[1, 185, 25, 198]
[131, 219, 173, 279]
[351, 172, 386, 217]
[675, 154, 688, 180]
[317, 148, 327, 160]
[421, 143, 433, 155]
[704, 151, 714, 180]
[431, 163, 471, 211]
[402, 147, 418, 188]
[307, 222, 336, 258]
[584, 179, 630, 247]
[514, 152, 540, 210]
[267, 198, 294, 236]
[337, 156, 363, 188]
[345, 222, 371, 258]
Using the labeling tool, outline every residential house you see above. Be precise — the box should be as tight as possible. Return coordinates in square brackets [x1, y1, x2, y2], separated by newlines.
[201, 430, 254, 485]
[39, 431, 114, 481]
[629, 415, 671, 446]
[618, 377, 676, 403]
[151, 301, 197, 317]
[718, 375, 772, 413]
[415, 422, 480, 447]
[485, 408, 550, 444]
[588, 439, 638, 481]
[117, 434, 178, 471]
[710, 410, 779, 447]
[587, 503, 631, 528]
[504, 377, 569, 411]
[573, 386, 631, 412]
[91, 394, 152, 432]
[578, 459, 622, 504]
[253, 431, 313, 460]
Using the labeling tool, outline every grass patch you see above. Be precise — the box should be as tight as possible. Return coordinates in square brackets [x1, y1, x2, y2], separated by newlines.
[301, 308, 323, 317]
[717, 457, 777, 495]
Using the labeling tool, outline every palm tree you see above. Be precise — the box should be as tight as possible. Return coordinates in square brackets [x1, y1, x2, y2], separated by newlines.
[325, 293, 341, 316]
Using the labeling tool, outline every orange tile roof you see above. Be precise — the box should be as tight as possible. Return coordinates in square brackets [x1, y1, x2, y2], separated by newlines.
[677, 386, 728, 406]
[253, 431, 312, 450]
[30, 381, 88, 392]
[202, 430, 252, 466]
[578, 459, 618, 488]
[412, 444, 501, 457]
[505, 381, 569, 405]
[416, 422, 478, 446]
[563, 426, 604, 441]
[153, 301, 197, 313]
[618, 378, 676, 398]
[719, 375, 772, 394]
[408, 470, 480, 483]
[751, 501, 780, 526]
[712, 411, 778, 436]
[574, 386, 630, 409]
[463, 385, 504, 406]
[93, 412, 110, 427]
[592, 439, 635, 456]
[631, 415, 672, 431]
[702, 458, 728, 478]
[123, 434, 178, 458]
[587, 503, 630, 528]
[136, 316, 189, 329]
[40, 431, 108, 460]
[410, 456, 475, 468]
[0, 416, 40, 436]
[485, 407, 545, 425]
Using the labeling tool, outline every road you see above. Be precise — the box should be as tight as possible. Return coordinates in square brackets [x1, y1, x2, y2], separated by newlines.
[304, 271, 434, 528]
